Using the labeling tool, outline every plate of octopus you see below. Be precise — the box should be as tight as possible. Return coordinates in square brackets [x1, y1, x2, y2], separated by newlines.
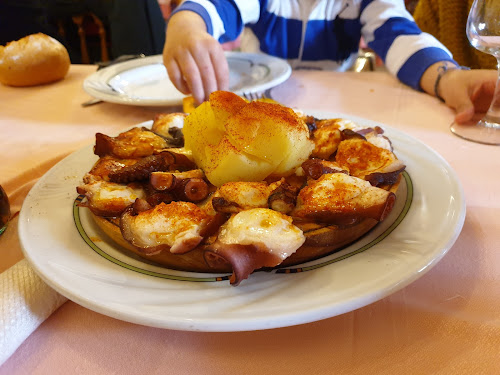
[19, 92, 465, 331]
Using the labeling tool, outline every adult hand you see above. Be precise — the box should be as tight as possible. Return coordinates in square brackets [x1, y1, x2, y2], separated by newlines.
[438, 69, 497, 124]
[163, 11, 229, 104]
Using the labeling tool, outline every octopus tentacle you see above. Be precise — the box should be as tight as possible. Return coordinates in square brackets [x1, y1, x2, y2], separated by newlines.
[108, 154, 169, 183]
[267, 181, 298, 214]
[108, 151, 197, 184]
[301, 159, 347, 180]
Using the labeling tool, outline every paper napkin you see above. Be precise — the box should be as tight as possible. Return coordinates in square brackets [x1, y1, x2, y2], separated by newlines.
[0, 259, 67, 365]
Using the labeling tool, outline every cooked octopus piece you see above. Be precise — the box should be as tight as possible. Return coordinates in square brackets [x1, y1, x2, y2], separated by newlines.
[77, 178, 145, 217]
[151, 113, 186, 147]
[365, 132, 392, 151]
[120, 201, 213, 255]
[359, 127, 393, 151]
[310, 124, 342, 160]
[212, 181, 271, 213]
[316, 118, 361, 132]
[107, 151, 196, 184]
[309, 117, 376, 160]
[301, 159, 347, 180]
[292, 173, 396, 225]
[150, 170, 209, 202]
[85, 156, 139, 182]
[107, 154, 169, 183]
[150, 169, 205, 191]
[335, 138, 405, 186]
[211, 179, 288, 213]
[205, 208, 305, 285]
[267, 180, 298, 214]
[94, 127, 168, 159]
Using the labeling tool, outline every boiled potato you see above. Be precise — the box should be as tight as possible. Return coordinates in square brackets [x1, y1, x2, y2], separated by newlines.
[182, 96, 197, 114]
[274, 131, 315, 175]
[225, 102, 291, 166]
[209, 91, 247, 127]
[226, 101, 313, 176]
[183, 91, 313, 186]
[203, 137, 275, 186]
[183, 101, 223, 166]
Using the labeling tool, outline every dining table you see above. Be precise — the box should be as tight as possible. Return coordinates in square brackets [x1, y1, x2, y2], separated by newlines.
[1, 63, 499, 375]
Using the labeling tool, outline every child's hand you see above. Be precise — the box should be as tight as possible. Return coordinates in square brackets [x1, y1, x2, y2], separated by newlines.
[163, 11, 229, 104]
[438, 69, 497, 124]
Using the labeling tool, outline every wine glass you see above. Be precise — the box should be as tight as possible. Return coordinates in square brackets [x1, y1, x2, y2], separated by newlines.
[449, 0, 500, 145]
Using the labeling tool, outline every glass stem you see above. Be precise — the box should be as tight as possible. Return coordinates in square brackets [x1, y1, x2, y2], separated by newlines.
[483, 57, 500, 123]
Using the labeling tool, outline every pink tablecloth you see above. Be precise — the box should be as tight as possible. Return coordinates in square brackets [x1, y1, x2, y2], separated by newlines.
[0, 65, 499, 374]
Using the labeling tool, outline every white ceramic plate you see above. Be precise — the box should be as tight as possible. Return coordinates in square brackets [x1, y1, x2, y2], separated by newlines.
[82, 52, 292, 106]
[19, 112, 465, 331]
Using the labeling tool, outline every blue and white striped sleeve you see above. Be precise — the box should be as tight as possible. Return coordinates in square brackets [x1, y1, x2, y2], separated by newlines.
[172, 0, 261, 43]
[360, 0, 457, 90]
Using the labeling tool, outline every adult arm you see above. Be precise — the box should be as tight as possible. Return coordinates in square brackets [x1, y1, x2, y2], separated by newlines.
[420, 62, 497, 124]
[360, 0, 496, 124]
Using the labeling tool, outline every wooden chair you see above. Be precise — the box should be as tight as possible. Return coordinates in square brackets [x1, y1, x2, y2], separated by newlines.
[57, 12, 109, 64]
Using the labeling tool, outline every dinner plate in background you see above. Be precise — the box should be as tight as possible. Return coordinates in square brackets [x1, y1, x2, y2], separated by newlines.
[82, 52, 292, 106]
[19, 112, 465, 332]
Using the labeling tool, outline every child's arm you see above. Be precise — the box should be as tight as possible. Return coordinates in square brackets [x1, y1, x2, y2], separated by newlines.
[163, 1, 258, 104]
[163, 10, 229, 104]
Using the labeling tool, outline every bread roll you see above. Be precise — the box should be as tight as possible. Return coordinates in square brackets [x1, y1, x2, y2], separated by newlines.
[0, 33, 70, 87]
